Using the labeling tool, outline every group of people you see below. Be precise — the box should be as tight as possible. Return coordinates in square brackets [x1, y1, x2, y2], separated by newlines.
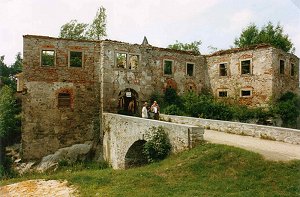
[142, 101, 160, 120]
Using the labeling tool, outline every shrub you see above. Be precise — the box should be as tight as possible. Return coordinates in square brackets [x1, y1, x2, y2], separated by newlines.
[143, 126, 171, 163]
[163, 104, 183, 116]
[272, 92, 300, 128]
[164, 87, 182, 107]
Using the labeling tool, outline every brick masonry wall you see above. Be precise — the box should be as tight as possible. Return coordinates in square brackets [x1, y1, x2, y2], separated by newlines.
[206, 46, 299, 107]
[22, 36, 101, 160]
[271, 48, 299, 100]
[160, 114, 300, 145]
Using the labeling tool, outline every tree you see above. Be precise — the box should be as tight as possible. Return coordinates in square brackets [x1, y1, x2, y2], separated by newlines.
[234, 22, 294, 53]
[59, 6, 107, 40]
[59, 20, 89, 40]
[0, 54, 22, 177]
[0, 53, 22, 90]
[0, 85, 21, 177]
[168, 40, 201, 54]
[86, 6, 107, 40]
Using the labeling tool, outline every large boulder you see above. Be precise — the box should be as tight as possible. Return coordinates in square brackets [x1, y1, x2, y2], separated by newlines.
[36, 141, 92, 172]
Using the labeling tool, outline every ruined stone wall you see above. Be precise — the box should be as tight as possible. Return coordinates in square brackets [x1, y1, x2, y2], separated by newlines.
[271, 48, 299, 100]
[206, 46, 274, 107]
[100, 40, 206, 113]
[22, 35, 101, 160]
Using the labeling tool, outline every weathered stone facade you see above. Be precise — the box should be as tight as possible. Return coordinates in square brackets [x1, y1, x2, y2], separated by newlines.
[22, 36, 101, 160]
[100, 40, 205, 113]
[20, 35, 299, 160]
[206, 44, 299, 107]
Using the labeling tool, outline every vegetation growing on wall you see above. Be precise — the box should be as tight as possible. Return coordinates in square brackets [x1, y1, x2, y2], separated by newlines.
[159, 88, 299, 129]
[59, 6, 107, 40]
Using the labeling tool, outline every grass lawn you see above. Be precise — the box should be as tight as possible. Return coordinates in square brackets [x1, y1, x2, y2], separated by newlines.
[1, 143, 300, 196]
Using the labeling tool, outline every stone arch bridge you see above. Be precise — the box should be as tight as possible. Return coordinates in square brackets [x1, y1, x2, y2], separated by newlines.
[102, 113, 204, 169]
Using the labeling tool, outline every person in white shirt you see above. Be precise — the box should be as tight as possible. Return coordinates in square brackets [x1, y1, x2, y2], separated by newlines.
[151, 101, 160, 120]
[142, 102, 149, 118]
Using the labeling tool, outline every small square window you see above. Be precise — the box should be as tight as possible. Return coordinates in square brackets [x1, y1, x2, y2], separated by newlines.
[116, 53, 127, 68]
[280, 60, 285, 74]
[69, 51, 82, 67]
[241, 90, 251, 97]
[58, 93, 71, 108]
[241, 60, 251, 75]
[291, 63, 295, 76]
[219, 63, 227, 76]
[41, 50, 55, 67]
[129, 54, 139, 70]
[218, 91, 228, 97]
[164, 60, 173, 75]
[186, 63, 194, 76]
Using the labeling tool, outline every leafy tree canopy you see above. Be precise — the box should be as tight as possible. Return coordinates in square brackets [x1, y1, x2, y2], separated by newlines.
[0, 53, 22, 90]
[87, 6, 107, 40]
[59, 20, 89, 40]
[168, 40, 201, 54]
[234, 22, 294, 53]
[59, 6, 107, 40]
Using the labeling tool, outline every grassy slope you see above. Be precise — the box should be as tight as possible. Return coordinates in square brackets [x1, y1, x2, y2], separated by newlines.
[2, 143, 300, 196]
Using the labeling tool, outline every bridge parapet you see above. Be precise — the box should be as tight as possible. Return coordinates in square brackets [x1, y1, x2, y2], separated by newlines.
[102, 113, 204, 169]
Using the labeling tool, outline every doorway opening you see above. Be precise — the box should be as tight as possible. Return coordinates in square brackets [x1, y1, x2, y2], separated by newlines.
[118, 88, 139, 116]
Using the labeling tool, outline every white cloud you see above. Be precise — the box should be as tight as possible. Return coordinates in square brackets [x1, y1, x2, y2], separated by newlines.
[0, 0, 299, 65]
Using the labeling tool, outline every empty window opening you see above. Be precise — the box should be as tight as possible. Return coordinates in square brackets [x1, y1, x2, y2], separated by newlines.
[241, 90, 251, 97]
[219, 63, 228, 76]
[129, 55, 139, 70]
[116, 53, 127, 68]
[291, 63, 295, 76]
[241, 60, 251, 75]
[69, 51, 82, 67]
[164, 60, 173, 75]
[280, 60, 285, 74]
[41, 50, 55, 67]
[58, 93, 71, 108]
[218, 91, 228, 97]
[186, 63, 194, 76]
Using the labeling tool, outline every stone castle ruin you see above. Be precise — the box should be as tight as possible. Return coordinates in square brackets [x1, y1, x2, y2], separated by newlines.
[19, 35, 299, 161]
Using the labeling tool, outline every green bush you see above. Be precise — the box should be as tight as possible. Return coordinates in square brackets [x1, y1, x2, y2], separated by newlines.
[272, 92, 300, 128]
[163, 104, 183, 115]
[143, 126, 171, 163]
[164, 87, 182, 107]
[149, 91, 164, 108]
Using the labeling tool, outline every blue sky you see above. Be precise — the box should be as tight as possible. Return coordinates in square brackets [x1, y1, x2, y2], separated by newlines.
[0, 0, 299, 65]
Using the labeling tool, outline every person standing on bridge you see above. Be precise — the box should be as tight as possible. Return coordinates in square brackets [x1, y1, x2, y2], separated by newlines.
[142, 102, 149, 118]
[151, 101, 160, 120]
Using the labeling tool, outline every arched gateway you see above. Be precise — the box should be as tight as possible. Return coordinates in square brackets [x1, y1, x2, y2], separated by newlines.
[118, 88, 139, 115]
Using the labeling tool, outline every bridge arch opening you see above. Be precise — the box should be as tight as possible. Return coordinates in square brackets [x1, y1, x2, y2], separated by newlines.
[125, 140, 148, 169]
[118, 88, 139, 116]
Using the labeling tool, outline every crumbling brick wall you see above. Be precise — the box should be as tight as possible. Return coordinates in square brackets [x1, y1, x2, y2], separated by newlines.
[100, 40, 207, 113]
[206, 45, 299, 107]
[22, 35, 101, 160]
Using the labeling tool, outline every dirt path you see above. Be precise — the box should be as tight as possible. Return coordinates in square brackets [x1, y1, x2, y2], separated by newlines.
[204, 129, 300, 161]
[0, 179, 77, 197]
